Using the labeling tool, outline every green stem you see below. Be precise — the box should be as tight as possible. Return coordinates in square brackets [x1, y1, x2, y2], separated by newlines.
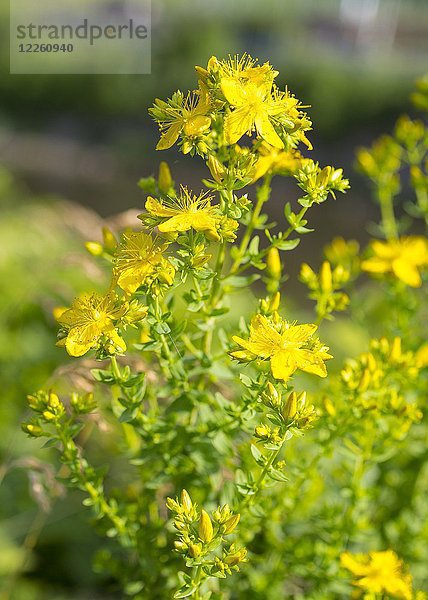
[57, 427, 127, 537]
[110, 355, 122, 381]
[283, 206, 309, 239]
[378, 186, 398, 241]
[229, 175, 272, 275]
[154, 295, 173, 365]
[241, 436, 286, 512]
[203, 240, 226, 356]
[193, 565, 204, 599]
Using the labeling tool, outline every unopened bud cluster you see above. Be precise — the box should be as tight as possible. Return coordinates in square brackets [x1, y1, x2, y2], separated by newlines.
[166, 490, 246, 587]
[300, 260, 350, 320]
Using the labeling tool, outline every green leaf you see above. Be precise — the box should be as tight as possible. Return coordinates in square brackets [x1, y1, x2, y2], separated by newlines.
[210, 307, 230, 316]
[154, 321, 171, 334]
[295, 225, 314, 234]
[91, 369, 115, 384]
[275, 238, 300, 251]
[174, 584, 198, 598]
[125, 581, 145, 595]
[268, 468, 288, 482]
[119, 406, 140, 423]
[250, 443, 263, 463]
[248, 235, 260, 256]
[137, 176, 157, 194]
[226, 274, 261, 288]
[41, 437, 58, 449]
[239, 374, 252, 387]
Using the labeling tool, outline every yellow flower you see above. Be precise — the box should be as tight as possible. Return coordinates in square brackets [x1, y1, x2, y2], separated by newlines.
[143, 186, 237, 241]
[230, 313, 332, 381]
[217, 53, 278, 86]
[114, 232, 175, 294]
[150, 84, 211, 151]
[415, 342, 428, 368]
[221, 76, 289, 148]
[252, 142, 308, 182]
[361, 236, 428, 287]
[56, 292, 129, 357]
[340, 550, 413, 600]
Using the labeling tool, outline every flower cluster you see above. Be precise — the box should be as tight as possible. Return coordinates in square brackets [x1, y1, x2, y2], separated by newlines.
[341, 550, 413, 599]
[230, 312, 332, 382]
[362, 236, 428, 288]
[334, 337, 424, 438]
[151, 54, 312, 156]
[166, 490, 246, 595]
[56, 292, 147, 358]
[299, 260, 350, 320]
[22, 55, 428, 600]
[139, 186, 238, 242]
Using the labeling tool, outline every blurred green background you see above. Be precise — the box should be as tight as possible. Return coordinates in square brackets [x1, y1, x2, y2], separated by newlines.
[0, 0, 427, 597]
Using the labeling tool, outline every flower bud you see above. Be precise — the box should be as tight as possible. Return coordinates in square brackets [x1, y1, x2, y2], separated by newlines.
[358, 369, 371, 392]
[224, 548, 247, 566]
[166, 497, 179, 512]
[102, 227, 117, 252]
[197, 141, 208, 154]
[269, 291, 281, 312]
[194, 65, 209, 80]
[207, 154, 225, 183]
[266, 381, 281, 407]
[283, 392, 298, 420]
[182, 141, 192, 154]
[22, 423, 43, 437]
[158, 161, 173, 194]
[222, 514, 240, 534]
[85, 241, 103, 256]
[53, 306, 68, 321]
[199, 509, 214, 543]
[320, 261, 332, 292]
[42, 410, 56, 422]
[188, 543, 202, 558]
[366, 353, 377, 372]
[48, 392, 61, 409]
[390, 337, 402, 362]
[323, 397, 336, 417]
[207, 56, 219, 72]
[266, 247, 282, 280]
[174, 541, 188, 552]
[181, 489, 192, 512]
[300, 263, 317, 288]
[255, 424, 270, 439]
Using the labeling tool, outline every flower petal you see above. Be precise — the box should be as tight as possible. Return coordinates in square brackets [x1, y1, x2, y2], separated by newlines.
[183, 115, 211, 136]
[255, 112, 283, 148]
[270, 350, 296, 381]
[146, 196, 178, 218]
[392, 258, 421, 287]
[156, 121, 182, 151]
[220, 78, 248, 106]
[223, 106, 255, 145]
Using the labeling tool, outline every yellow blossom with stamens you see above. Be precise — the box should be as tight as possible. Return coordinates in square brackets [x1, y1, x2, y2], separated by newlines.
[151, 83, 211, 151]
[217, 53, 279, 85]
[230, 313, 332, 381]
[143, 186, 237, 241]
[340, 550, 413, 600]
[56, 292, 132, 357]
[252, 142, 309, 182]
[361, 236, 428, 287]
[114, 232, 175, 294]
[221, 75, 290, 148]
